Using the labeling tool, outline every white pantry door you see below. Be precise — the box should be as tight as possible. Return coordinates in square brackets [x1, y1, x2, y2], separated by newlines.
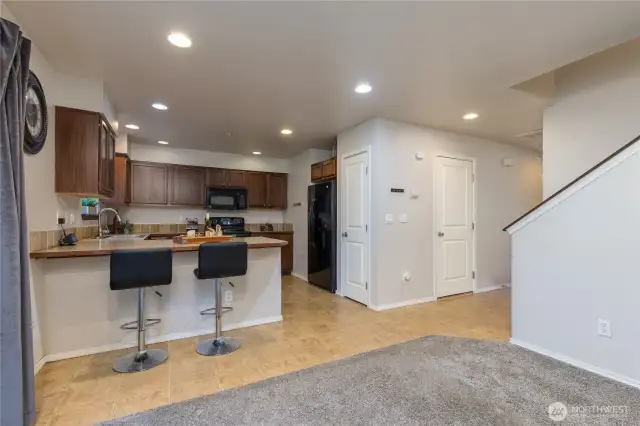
[435, 156, 474, 298]
[340, 150, 370, 305]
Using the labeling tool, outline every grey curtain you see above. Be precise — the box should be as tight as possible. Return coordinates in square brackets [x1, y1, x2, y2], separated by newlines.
[0, 18, 35, 426]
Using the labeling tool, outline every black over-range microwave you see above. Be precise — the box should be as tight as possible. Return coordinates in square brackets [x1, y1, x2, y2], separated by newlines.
[205, 187, 248, 210]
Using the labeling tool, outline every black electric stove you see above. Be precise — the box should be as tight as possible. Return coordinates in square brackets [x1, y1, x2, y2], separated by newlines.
[210, 217, 252, 237]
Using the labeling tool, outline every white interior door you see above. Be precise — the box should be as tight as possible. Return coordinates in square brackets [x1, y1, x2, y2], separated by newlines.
[340, 150, 370, 305]
[435, 156, 474, 298]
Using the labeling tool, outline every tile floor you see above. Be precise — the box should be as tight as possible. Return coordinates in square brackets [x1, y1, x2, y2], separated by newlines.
[35, 276, 510, 426]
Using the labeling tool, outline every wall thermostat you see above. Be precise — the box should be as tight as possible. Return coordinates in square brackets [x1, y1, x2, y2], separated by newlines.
[390, 188, 405, 193]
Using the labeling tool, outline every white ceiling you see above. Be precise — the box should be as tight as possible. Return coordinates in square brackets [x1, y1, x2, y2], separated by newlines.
[7, 1, 640, 157]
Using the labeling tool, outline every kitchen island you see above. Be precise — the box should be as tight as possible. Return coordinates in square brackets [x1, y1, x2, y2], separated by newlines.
[30, 237, 287, 361]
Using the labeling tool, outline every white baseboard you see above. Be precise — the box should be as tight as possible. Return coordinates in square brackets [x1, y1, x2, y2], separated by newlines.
[474, 285, 505, 294]
[38, 315, 283, 367]
[34, 357, 46, 374]
[370, 297, 436, 311]
[290, 272, 308, 282]
[510, 339, 640, 389]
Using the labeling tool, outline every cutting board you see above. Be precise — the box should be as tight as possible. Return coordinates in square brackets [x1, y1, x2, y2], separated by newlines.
[173, 235, 233, 245]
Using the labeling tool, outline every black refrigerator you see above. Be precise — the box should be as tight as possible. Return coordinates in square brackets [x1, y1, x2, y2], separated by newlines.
[308, 180, 337, 292]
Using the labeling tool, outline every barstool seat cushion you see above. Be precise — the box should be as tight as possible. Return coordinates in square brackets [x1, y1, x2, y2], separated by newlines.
[110, 249, 173, 291]
[194, 242, 248, 280]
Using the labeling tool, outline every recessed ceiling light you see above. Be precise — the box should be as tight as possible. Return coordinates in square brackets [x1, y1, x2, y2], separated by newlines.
[158, 141, 169, 145]
[252, 151, 262, 155]
[168, 32, 192, 48]
[354, 83, 372, 94]
[280, 129, 293, 135]
[125, 124, 139, 130]
[463, 112, 479, 120]
[152, 103, 168, 110]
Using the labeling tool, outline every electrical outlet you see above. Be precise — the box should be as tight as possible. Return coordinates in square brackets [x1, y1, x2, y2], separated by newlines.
[385, 214, 394, 224]
[224, 290, 233, 303]
[597, 318, 611, 338]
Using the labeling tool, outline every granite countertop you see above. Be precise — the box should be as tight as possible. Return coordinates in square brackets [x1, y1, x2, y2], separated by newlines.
[251, 230, 294, 234]
[30, 236, 287, 259]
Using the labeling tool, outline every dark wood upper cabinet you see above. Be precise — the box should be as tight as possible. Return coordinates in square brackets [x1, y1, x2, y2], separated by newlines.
[206, 168, 246, 188]
[311, 157, 337, 183]
[130, 161, 168, 205]
[227, 170, 246, 188]
[55, 106, 116, 197]
[247, 172, 268, 208]
[267, 173, 287, 209]
[169, 165, 205, 206]
[311, 162, 323, 181]
[206, 168, 226, 187]
[127, 161, 286, 210]
[104, 153, 130, 205]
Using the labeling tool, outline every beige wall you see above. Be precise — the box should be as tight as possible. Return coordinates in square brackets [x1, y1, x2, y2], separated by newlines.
[338, 119, 542, 308]
[543, 39, 640, 197]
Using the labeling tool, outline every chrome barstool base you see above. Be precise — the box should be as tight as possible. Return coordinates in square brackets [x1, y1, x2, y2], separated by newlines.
[196, 337, 240, 356]
[113, 348, 168, 373]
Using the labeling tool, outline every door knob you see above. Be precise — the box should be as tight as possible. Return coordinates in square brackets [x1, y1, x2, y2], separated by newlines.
[342, 232, 348, 237]
[438, 232, 444, 237]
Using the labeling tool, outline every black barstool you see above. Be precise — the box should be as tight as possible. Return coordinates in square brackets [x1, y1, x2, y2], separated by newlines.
[194, 242, 248, 356]
[110, 249, 173, 372]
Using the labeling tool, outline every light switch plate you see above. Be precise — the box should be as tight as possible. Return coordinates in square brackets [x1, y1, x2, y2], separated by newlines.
[399, 214, 408, 223]
[385, 214, 394, 224]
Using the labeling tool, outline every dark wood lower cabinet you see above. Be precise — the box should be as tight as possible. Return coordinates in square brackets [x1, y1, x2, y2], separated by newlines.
[252, 232, 293, 274]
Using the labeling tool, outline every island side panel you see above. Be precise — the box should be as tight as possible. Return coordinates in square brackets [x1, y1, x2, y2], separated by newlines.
[39, 248, 283, 360]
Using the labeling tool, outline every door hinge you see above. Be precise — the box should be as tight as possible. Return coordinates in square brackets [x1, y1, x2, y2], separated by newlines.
[366, 281, 368, 290]
[365, 224, 368, 232]
[365, 166, 368, 175]
[472, 222, 475, 230]
[472, 173, 475, 182]
[472, 271, 476, 279]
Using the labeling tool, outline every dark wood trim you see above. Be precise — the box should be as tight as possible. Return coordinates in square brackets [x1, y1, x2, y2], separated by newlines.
[504, 133, 640, 232]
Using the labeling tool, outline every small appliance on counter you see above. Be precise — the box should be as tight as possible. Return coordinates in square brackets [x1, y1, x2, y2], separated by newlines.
[57, 217, 77, 246]
[210, 217, 252, 237]
[186, 217, 199, 236]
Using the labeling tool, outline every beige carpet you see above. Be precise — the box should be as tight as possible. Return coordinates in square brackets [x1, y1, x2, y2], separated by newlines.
[100, 336, 639, 425]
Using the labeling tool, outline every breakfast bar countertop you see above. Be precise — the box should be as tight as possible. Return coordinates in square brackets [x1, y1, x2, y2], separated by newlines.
[30, 236, 288, 259]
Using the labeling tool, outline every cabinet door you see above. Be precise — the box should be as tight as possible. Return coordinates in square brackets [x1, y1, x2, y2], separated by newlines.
[247, 172, 268, 208]
[267, 173, 287, 209]
[227, 170, 246, 188]
[322, 158, 336, 179]
[131, 162, 168, 205]
[97, 121, 115, 197]
[206, 168, 227, 187]
[311, 162, 323, 181]
[169, 165, 205, 206]
[105, 154, 129, 204]
[279, 233, 294, 273]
